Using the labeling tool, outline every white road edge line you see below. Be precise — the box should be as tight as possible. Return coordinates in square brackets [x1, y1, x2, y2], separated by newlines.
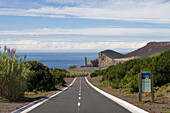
[12, 77, 77, 113]
[85, 77, 148, 113]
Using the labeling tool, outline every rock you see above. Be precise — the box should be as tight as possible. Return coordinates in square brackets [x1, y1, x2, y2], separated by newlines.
[87, 59, 98, 67]
[87, 49, 126, 67]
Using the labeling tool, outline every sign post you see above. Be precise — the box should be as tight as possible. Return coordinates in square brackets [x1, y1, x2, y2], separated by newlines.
[138, 70, 154, 102]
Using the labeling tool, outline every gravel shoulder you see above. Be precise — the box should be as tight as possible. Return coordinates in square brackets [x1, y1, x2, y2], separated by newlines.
[87, 77, 170, 113]
[0, 77, 75, 113]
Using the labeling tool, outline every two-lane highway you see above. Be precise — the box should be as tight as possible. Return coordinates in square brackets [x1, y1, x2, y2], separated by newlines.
[29, 77, 131, 113]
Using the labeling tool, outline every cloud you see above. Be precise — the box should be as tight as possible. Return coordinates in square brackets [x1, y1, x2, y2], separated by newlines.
[0, 38, 147, 52]
[0, 27, 170, 36]
[0, 0, 170, 23]
[1, 34, 169, 52]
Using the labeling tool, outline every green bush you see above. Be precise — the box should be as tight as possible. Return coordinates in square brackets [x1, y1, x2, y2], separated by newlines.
[25, 61, 55, 91]
[97, 81, 110, 87]
[68, 65, 77, 69]
[50, 68, 66, 86]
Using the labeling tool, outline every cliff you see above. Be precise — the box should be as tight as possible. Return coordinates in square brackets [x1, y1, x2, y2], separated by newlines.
[98, 50, 125, 67]
[87, 49, 126, 67]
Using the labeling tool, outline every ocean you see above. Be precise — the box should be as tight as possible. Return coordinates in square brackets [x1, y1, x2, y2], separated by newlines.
[17, 52, 98, 69]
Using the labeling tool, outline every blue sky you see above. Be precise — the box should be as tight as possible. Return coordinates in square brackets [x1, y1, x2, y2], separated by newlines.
[0, 0, 170, 52]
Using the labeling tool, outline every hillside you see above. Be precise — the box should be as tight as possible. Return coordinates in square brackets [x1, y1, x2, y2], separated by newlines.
[90, 49, 170, 91]
[87, 41, 170, 68]
[100, 49, 125, 59]
[87, 49, 126, 67]
[126, 42, 170, 58]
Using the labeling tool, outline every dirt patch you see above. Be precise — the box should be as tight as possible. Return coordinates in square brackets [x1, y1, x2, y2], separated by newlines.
[87, 77, 170, 113]
[0, 77, 75, 113]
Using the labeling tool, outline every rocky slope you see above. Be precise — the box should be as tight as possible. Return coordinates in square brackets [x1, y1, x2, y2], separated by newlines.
[126, 42, 170, 58]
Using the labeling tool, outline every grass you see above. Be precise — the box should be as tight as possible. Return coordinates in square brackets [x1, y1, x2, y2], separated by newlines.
[149, 52, 162, 58]
[92, 76, 101, 80]
[133, 101, 145, 104]
[165, 89, 170, 92]
[124, 91, 133, 95]
[67, 71, 89, 77]
[160, 100, 165, 103]
[96, 81, 110, 87]
[67, 65, 77, 69]
[157, 93, 164, 97]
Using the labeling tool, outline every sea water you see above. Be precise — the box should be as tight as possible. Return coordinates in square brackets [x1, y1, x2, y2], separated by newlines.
[17, 52, 98, 69]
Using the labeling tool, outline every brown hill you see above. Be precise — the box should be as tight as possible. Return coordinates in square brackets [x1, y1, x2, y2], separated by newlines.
[100, 49, 125, 59]
[126, 42, 170, 58]
[86, 41, 170, 68]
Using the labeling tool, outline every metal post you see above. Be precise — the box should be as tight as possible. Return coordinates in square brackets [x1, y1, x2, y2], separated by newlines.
[138, 73, 142, 101]
[151, 73, 154, 103]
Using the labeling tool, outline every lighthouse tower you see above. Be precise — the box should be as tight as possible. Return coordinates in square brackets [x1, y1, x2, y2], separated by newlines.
[84, 57, 87, 66]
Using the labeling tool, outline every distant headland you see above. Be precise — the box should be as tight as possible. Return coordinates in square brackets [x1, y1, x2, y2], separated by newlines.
[68, 41, 170, 72]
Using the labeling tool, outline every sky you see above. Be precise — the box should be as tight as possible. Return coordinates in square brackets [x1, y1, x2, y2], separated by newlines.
[0, 0, 170, 53]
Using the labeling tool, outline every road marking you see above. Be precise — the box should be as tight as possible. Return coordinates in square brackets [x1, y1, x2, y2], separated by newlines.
[78, 102, 81, 107]
[79, 93, 81, 96]
[79, 97, 81, 99]
[85, 77, 148, 113]
[12, 78, 77, 113]
[79, 77, 81, 92]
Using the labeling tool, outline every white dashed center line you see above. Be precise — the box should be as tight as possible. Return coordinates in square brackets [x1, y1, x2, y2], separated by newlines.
[78, 102, 81, 107]
[78, 77, 82, 113]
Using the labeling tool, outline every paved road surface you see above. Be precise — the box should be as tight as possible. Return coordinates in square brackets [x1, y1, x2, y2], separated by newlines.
[29, 77, 131, 113]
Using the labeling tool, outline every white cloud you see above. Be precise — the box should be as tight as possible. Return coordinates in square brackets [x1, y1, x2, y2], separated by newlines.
[0, 39, 147, 51]
[0, 0, 170, 23]
[0, 27, 170, 36]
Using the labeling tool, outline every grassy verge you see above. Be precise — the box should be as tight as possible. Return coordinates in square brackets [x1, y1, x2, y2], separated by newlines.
[88, 76, 170, 113]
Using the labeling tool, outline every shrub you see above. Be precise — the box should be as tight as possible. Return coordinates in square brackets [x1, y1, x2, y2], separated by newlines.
[0, 46, 30, 99]
[68, 65, 77, 69]
[50, 68, 66, 86]
[25, 61, 55, 91]
[91, 50, 170, 93]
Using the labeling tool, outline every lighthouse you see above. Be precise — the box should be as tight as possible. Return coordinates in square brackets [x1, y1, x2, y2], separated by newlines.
[84, 57, 87, 66]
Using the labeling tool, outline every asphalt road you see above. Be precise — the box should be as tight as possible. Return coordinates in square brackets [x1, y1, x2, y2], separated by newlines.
[29, 77, 131, 113]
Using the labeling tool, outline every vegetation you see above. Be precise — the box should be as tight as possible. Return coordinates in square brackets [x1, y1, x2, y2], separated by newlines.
[24, 61, 56, 92]
[90, 50, 170, 93]
[0, 46, 72, 100]
[68, 65, 77, 69]
[66, 71, 89, 77]
[0, 46, 30, 99]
